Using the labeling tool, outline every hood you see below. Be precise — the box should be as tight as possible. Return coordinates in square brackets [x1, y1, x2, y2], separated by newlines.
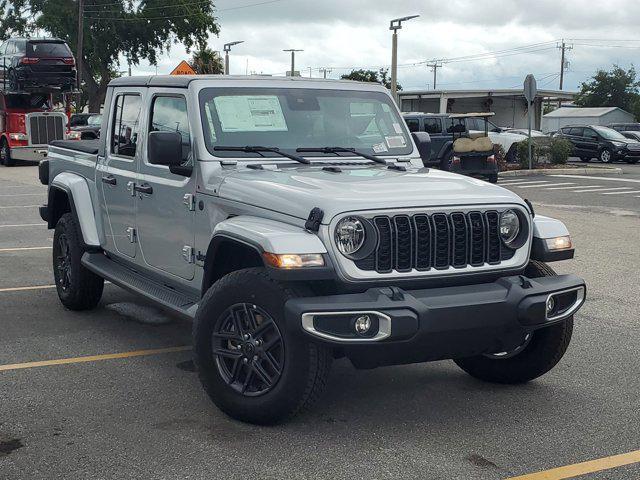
[217, 165, 525, 222]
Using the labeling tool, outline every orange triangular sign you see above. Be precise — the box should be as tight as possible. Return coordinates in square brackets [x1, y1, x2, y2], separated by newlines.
[170, 60, 196, 75]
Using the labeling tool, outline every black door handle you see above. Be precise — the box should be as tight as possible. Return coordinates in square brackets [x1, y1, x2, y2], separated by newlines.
[101, 175, 116, 185]
[134, 183, 153, 195]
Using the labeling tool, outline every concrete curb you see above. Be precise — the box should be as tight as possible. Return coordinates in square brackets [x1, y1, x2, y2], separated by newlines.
[499, 166, 623, 177]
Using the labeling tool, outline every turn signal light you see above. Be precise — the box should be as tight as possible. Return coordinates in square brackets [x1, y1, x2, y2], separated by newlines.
[263, 252, 325, 269]
[62, 58, 76, 65]
[545, 235, 572, 251]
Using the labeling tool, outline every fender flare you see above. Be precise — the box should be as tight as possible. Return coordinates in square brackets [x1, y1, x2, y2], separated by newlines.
[531, 215, 573, 262]
[49, 172, 100, 248]
[436, 141, 453, 161]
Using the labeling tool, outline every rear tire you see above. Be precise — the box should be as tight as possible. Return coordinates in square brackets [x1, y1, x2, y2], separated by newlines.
[193, 268, 332, 424]
[454, 261, 573, 384]
[439, 150, 452, 171]
[53, 213, 104, 311]
[8, 69, 20, 91]
[0, 139, 15, 167]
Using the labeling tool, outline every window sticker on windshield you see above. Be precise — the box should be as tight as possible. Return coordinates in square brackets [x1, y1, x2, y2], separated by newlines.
[213, 95, 288, 132]
[393, 122, 404, 134]
[385, 135, 406, 149]
[372, 142, 388, 154]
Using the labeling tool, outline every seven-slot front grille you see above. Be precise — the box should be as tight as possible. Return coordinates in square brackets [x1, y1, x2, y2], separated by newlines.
[355, 211, 511, 273]
[28, 114, 65, 145]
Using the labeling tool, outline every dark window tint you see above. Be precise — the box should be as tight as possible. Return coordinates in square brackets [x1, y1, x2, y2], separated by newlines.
[150, 96, 191, 163]
[423, 117, 442, 134]
[446, 117, 466, 133]
[568, 127, 583, 136]
[111, 94, 141, 158]
[583, 128, 598, 139]
[27, 41, 72, 58]
[405, 118, 419, 132]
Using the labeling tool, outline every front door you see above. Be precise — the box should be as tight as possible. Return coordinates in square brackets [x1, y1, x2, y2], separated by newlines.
[98, 90, 144, 258]
[136, 92, 195, 280]
[582, 128, 601, 157]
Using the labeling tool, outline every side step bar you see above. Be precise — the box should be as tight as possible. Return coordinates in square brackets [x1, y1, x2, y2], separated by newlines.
[82, 252, 199, 319]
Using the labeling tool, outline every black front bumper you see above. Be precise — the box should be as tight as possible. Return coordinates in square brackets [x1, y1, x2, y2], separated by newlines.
[285, 274, 585, 368]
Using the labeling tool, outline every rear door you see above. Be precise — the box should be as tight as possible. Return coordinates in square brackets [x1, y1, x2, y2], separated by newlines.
[97, 89, 144, 259]
[135, 91, 196, 280]
[582, 128, 600, 157]
[565, 127, 584, 154]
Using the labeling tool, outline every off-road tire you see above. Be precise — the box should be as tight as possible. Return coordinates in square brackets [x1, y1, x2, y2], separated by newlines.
[0, 139, 15, 167]
[454, 260, 573, 384]
[487, 173, 498, 183]
[439, 150, 453, 171]
[193, 268, 332, 425]
[53, 213, 104, 310]
[599, 148, 613, 163]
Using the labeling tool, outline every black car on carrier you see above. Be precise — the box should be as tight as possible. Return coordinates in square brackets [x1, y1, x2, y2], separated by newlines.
[0, 38, 76, 92]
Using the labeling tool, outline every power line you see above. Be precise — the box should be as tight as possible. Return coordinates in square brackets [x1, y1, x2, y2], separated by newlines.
[84, 0, 284, 15]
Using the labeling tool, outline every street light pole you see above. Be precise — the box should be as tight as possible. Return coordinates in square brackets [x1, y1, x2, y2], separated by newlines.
[223, 41, 244, 75]
[389, 15, 419, 101]
[283, 49, 303, 77]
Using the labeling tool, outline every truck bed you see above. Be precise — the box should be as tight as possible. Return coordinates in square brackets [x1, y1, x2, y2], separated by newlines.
[49, 139, 99, 155]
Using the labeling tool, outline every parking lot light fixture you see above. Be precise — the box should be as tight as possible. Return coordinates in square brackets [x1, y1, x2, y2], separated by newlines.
[223, 41, 244, 75]
[389, 15, 419, 100]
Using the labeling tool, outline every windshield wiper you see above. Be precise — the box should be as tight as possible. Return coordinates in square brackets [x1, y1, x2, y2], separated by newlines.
[213, 146, 310, 164]
[296, 147, 387, 165]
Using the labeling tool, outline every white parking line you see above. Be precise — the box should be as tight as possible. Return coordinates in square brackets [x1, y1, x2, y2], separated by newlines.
[550, 174, 640, 183]
[502, 180, 551, 185]
[545, 185, 602, 190]
[0, 223, 45, 228]
[521, 182, 576, 188]
[601, 189, 640, 195]
[572, 187, 631, 193]
[499, 180, 541, 185]
[0, 246, 51, 252]
[0, 284, 56, 293]
[0, 205, 40, 209]
[514, 182, 555, 188]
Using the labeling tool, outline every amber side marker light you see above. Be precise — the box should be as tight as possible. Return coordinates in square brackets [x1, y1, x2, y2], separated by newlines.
[546, 235, 572, 251]
[263, 252, 325, 269]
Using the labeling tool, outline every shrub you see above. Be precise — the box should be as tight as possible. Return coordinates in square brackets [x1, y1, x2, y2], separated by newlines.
[548, 138, 573, 165]
[516, 140, 539, 169]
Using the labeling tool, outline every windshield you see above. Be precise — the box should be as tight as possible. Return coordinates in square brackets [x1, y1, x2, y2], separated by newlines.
[593, 126, 628, 141]
[198, 87, 412, 158]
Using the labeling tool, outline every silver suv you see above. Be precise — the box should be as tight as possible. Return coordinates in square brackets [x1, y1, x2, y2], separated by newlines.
[39, 75, 586, 424]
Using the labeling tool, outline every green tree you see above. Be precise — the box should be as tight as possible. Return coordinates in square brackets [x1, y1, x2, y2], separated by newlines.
[190, 43, 224, 75]
[341, 68, 401, 91]
[0, 0, 218, 111]
[575, 65, 640, 119]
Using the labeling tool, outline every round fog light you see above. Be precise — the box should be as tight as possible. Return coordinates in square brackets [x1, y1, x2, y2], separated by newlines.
[354, 315, 372, 335]
[546, 296, 556, 315]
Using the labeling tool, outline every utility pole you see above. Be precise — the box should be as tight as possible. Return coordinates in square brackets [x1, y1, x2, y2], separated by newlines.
[223, 41, 244, 75]
[557, 39, 573, 107]
[389, 15, 419, 102]
[283, 49, 303, 76]
[76, 0, 84, 91]
[319, 67, 332, 79]
[427, 61, 443, 90]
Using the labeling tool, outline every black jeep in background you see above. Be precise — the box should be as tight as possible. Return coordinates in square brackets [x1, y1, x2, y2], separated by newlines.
[557, 125, 640, 164]
[0, 38, 76, 92]
[403, 113, 459, 169]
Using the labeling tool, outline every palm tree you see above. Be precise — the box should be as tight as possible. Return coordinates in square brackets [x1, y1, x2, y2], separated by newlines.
[190, 43, 224, 75]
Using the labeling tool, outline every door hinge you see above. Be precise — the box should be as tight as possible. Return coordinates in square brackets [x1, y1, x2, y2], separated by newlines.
[183, 193, 196, 211]
[182, 245, 195, 263]
[126, 181, 136, 196]
[126, 227, 137, 243]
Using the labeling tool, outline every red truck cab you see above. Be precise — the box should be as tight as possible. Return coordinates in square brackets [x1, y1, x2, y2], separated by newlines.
[0, 92, 68, 166]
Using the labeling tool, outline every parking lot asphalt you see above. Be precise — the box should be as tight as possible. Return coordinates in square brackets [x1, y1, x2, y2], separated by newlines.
[1, 162, 639, 480]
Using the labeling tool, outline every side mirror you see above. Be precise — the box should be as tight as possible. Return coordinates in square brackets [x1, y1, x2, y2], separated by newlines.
[148, 131, 191, 176]
[411, 131, 431, 165]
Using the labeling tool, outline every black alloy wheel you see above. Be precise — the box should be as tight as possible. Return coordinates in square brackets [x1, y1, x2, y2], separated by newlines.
[212, 303, 284, 397]
[55, 233, 72, 292]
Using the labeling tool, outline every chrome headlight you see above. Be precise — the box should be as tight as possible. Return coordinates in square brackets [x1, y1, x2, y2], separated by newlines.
[335, 216, 366, 256]
[499, 209, 520, 246]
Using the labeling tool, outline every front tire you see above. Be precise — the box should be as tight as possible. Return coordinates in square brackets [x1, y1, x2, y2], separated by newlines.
[53, 213, 104, 310]
[0, 139, 15, 167]
[454, 261, 573, 384]
[193, 268, 332, 424]
[599, 148, 613, 163]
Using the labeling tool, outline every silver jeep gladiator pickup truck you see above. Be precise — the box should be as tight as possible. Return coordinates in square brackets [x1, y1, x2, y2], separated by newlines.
[39, 75, 586, 424]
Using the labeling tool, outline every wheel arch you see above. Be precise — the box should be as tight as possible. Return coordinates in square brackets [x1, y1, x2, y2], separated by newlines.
[48, 172, 100, 249]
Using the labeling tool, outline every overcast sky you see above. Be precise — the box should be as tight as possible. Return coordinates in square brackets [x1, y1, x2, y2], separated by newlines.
[131, 0, 640, 92]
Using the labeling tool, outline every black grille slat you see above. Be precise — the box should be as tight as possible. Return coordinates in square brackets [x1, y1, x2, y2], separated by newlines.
[29, 115, 65, 145]
[432, 213, 450, 269]
[485, 211, 501, 264]
[374, 217, 393, 273]
[393, 215, 413, 272]
[468, 211, 486, 266]
[413, 214, 431, 270]
[450, 212, 468, 268]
